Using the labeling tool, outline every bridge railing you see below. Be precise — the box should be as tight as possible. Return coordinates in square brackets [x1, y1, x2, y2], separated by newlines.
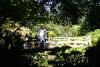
[47, 36, 92, 46]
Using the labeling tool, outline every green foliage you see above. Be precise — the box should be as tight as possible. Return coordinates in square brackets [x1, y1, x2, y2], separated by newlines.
[27, 21, 68, 37]
[70, 25, 80, 36]
[48, 31, 55, 37]
[0, 22, 33, 36]
[32, 52, 49, 67]
[87, 6, 100, 31]
[50, 0, 81, 24]
[66, 52, 87, 66]
[0, 0, 49, 27]
[1, 0, 100, 67]
[50, 47, 88, 67]
[78, 16, 90, 35]
[66, 48, 88, 66]
[87, 29, 100, 45]
[67, 47, 86, 53]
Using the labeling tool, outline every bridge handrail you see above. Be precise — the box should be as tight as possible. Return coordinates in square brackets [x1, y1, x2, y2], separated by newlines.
[47, 36, 92, 46]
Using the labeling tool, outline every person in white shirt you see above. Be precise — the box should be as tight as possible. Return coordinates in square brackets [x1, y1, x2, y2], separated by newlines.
[37, 26, 48, 48]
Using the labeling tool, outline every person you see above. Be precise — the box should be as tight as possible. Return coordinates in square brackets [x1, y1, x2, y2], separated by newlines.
[23, 34, 31, 49]
[37, 26, 48, 48]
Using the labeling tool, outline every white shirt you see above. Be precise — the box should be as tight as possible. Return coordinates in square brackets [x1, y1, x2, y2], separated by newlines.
[38, 29, 46, 38]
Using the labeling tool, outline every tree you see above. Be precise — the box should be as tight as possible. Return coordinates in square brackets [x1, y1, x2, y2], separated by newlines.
[0, 0, 50, 26]
[87, 1, 100, 31]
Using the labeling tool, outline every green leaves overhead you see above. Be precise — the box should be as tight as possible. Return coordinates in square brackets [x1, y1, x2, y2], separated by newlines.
[0, 0, 49, 23]
[0, 0, 100, 29]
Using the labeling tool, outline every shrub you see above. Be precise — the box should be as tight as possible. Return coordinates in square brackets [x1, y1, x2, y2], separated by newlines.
[87, 29, 100, 45]
[30, 22, 67, 37]
[48, 31, 56, 37]
[70, 25, 80, 36]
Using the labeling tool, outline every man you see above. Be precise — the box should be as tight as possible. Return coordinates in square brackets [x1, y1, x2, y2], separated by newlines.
[37, 27, 48, 48]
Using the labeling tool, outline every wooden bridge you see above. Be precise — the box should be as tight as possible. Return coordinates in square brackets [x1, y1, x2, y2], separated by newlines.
[23, 36, 92, 49]
[46, 36, 92, 48]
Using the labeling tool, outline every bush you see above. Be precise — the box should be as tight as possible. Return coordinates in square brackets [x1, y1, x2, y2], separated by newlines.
[70, 25, 80, 36]
[48, 31, 55, 37]
[87, 29, 100, 45]
[29, 22, 68, 37]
